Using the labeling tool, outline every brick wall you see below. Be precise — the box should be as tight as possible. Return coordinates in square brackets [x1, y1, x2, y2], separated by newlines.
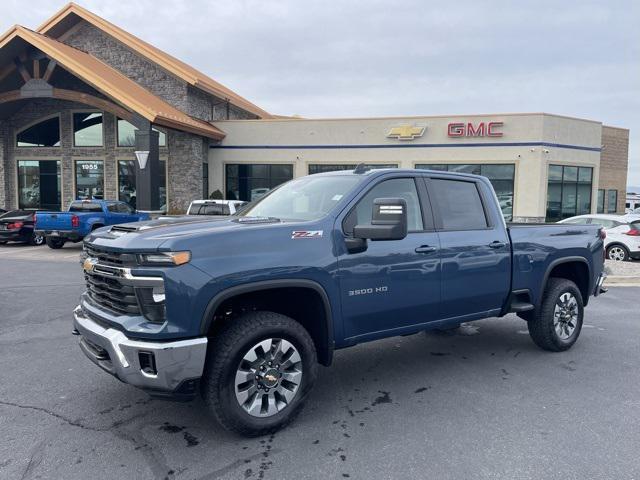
[599, 126, 629, 214]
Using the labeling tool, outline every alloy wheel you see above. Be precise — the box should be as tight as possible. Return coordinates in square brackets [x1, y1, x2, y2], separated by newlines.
[234, 338, 303, 418]
[607, 246, 626, 261]
[553, 292, 579, 340]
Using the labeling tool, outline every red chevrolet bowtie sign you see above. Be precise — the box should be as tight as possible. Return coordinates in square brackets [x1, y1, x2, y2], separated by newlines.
[447, 121, 504, 137]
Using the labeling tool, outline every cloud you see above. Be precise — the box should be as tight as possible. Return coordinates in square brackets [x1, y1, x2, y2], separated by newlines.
[2, 0, 638, 184]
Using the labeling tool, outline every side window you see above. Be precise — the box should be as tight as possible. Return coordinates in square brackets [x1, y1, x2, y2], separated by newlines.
[430, 179, 488, 230]
[345, 178, 423, 234]
[564, 217, 590, 225]
[116, 203, 134, 214]
[106, 203, 119, 213]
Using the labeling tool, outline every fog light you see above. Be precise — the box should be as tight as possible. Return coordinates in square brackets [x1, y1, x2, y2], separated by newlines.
[152, 286, 165, 303]
[138, 351, 157, 376]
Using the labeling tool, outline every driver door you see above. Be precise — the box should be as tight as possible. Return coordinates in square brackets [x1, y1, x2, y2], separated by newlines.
[337, 176, 441, 341]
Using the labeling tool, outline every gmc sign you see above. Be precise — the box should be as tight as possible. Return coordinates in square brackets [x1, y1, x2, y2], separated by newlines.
[447, 121, 503, 137]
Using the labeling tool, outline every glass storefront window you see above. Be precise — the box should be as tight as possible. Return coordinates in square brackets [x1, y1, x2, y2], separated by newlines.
[308, 164, 397, 174]
[225, 164, 293, 201]
[117, 159, 167, 211]
[116, 119, 166, 147]
[17, 160, 61, 210]
[117, 160, 137, 208]
[545, 165, 593, 221]
[597, 189, 605, 213]
[416, 163, 515, 221]
[75, 160, 104, 199]
[16, 117, 61, 147]
[607, 189, 618, 213]
[73, 112, 103, 146]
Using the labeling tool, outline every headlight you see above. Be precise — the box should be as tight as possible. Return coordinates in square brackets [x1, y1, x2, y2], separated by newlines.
[137, 251, 191, 266]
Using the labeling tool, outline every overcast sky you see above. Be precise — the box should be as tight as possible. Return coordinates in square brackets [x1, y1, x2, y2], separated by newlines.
[4, 0, 639, 186]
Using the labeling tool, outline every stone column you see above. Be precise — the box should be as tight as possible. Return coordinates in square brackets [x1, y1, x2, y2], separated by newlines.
[134, 123, 161, 212]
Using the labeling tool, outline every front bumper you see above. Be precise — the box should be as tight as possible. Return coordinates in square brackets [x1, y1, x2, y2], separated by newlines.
[73, 305, 207, 397]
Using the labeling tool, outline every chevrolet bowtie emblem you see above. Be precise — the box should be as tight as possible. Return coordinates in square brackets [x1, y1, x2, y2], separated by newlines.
[387, 124, 426, 140]
[83, 257, 97, 273]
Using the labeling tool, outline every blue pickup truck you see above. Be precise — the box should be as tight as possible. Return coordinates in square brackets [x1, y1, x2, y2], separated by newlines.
[74, 167, 607, 436]
[35, 200, 149, 249]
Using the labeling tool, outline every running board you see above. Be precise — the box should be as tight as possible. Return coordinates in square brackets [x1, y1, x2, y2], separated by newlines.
[509, 301, 535, 313]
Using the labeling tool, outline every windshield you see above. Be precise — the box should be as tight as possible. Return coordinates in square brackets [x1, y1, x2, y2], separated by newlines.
[238, 175, 362, 221]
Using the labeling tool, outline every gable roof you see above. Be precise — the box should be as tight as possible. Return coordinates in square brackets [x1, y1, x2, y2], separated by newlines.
[37, 2, 271, 119]
[0, 26, 226, 139]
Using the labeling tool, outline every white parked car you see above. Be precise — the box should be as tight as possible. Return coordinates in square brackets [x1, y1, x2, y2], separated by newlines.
[186, 200, 248, 216]
[559, 214, 640, 261]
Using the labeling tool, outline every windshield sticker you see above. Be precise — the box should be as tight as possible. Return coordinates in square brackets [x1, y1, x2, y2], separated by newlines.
[332, 194, 343, 201]
[291, 230, 323, 239]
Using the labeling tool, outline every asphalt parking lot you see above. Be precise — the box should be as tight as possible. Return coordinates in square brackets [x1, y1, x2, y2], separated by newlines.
[1, 244, 639, 480]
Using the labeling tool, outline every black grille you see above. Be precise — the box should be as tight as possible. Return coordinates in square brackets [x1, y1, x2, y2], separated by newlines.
[85, 272, 140, 316]
[84, 245, 137, 267]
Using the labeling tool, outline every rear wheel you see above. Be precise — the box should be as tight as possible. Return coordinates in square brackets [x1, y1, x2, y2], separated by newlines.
[30, 232, 45, 246]
[45, 237, 65, 249]
[528, 278, 584, 352]
[606, 244, 629, 262]
[201, 311, 317, 437]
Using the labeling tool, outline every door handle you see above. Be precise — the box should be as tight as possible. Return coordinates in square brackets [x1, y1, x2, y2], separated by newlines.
[488, 241, 507, 249]
[415, 245, 437, 254]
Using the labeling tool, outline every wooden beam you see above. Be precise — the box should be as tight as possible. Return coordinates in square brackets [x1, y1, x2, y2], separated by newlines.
[42, 59, 57, 82]
[0, 87, 133, 122]
[13, 57, 31, 83]
[33, 60, 40, 79]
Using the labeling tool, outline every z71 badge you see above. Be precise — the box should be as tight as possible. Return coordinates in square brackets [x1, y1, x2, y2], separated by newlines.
[291, 230, 323, 239]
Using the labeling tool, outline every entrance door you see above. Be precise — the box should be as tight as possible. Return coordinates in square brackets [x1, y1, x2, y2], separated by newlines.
[338, 176, 441, 340]
[17, 160, 61, 211]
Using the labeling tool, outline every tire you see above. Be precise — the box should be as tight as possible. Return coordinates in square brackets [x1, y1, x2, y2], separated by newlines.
[606, 244, 629, 262]
[201, 311, 318, 437]
[45, 237, 65, 249]
[527, 278, 584, 352]
[30, 232, 45, 246]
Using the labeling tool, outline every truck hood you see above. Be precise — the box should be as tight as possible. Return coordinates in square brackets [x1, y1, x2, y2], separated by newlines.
[85, 215, 285, 251]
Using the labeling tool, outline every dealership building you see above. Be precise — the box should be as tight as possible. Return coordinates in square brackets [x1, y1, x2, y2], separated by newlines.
[0, 3, 629, 223]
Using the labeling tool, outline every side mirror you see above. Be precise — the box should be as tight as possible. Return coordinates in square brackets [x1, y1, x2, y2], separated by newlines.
[353, 198, 408, 241]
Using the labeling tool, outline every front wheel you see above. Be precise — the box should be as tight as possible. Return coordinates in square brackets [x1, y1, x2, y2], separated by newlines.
[528, 278, 584, 352]
[606, 244, 629, 262]
[45, 237, 65, 249]
[201, 311, 318, 437]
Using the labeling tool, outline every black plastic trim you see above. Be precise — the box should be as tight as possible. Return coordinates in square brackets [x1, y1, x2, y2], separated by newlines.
[200, 279, 334, 365]
[540, 256, 591, 308]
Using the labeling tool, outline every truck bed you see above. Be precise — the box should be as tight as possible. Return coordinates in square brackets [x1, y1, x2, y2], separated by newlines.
[507, 222, 604, 308]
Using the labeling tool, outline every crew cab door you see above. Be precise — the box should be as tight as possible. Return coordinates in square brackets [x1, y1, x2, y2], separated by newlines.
[424, 176, 511, 319]
[337, 176, 441, 340]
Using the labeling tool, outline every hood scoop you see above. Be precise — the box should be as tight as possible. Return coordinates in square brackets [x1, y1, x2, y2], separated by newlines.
[233, 216, 281, 225]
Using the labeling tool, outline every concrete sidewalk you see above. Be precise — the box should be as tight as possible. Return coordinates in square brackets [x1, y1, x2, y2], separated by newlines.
[605, 259, 640, 287]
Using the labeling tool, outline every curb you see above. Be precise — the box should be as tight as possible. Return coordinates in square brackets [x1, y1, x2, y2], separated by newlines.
[605, 275, 640, 287]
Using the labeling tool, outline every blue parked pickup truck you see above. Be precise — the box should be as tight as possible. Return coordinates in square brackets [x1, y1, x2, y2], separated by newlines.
[35, 200, 150, 249]
[74, 167, 607, 436]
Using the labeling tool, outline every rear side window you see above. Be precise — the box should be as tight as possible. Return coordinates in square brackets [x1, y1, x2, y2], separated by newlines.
[69, 201, 102, 212]
[430, 179, 488, 230]
[202, 204, 230, 215]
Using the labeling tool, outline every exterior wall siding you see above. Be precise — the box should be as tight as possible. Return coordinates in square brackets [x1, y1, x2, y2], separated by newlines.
[599, 126, 629, 214]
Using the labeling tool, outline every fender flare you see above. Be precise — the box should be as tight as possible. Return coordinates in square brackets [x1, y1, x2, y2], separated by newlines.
[200, 279, 334, 364]
[540, 256, 591, 307]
